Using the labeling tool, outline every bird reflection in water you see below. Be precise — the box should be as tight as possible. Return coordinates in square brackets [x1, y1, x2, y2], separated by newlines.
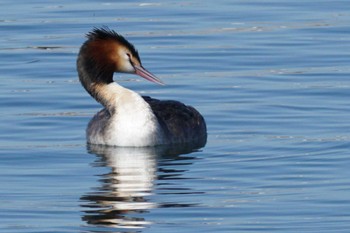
[80, 142, 204, 230]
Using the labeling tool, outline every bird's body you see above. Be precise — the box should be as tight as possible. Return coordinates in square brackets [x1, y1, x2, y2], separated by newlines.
[77, 27, 206, 147]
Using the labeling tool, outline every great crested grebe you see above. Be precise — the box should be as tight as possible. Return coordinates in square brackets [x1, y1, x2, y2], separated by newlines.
[77, 27, 206, 147]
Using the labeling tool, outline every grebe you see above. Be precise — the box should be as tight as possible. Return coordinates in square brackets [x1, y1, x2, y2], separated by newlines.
[77, 27, 206, 147]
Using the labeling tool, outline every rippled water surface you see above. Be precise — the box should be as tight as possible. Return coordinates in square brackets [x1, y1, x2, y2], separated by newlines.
[1, 1, 350, 232]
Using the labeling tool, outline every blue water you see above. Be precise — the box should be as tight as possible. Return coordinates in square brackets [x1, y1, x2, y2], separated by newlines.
[1, 0, 350, 232]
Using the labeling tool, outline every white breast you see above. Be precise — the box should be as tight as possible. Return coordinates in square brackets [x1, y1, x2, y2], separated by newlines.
[87, 83, 165, 147]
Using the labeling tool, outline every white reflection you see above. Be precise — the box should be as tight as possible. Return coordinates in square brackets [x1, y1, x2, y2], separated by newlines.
[102, 146, 157, 210]
[81, 145, 158, 229]
[81, 142, 205, 231]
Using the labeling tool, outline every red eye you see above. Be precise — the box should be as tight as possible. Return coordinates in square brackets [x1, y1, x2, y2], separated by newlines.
[126, 53, 134, 65]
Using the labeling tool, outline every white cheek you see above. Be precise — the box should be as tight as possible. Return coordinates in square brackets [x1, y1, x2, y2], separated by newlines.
[118, 52, 136, 73]
[124, 62, 135, 73]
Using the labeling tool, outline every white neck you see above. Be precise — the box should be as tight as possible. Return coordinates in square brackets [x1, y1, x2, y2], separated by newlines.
[88, 82, 165, 147]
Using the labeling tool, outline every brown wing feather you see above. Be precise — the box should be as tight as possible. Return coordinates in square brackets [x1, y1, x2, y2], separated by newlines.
[143, 96, 207, 146]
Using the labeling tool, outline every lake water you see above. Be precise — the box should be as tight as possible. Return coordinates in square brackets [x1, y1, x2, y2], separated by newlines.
[1, 0, 350, 232]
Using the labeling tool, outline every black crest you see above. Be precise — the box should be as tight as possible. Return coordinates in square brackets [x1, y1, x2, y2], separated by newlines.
[86, 27, 140, 60]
